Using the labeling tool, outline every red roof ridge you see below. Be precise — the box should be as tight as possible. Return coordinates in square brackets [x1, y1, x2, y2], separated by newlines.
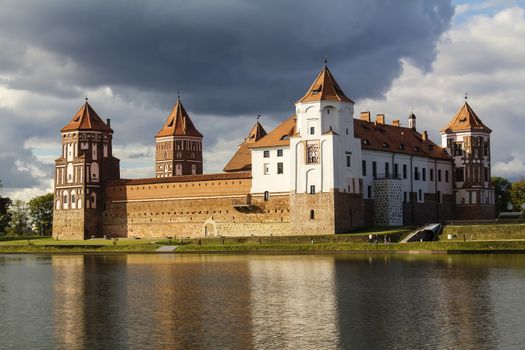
[61, 101, 112, 132]
[156, 99, 203, 138]
[297, 65, 354, 104]
[441, 102, 491, 133]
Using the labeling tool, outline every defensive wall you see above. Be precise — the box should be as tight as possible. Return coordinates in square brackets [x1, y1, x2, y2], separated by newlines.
[99, 172, 292, 238]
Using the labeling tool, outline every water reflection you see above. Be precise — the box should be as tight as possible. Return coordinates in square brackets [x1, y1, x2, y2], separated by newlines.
[0, 254, 524, 349]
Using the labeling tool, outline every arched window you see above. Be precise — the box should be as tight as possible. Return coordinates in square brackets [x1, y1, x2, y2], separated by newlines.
[71, 190, 77, 209]
[56, 200, 61, 210]
[67, 163, 74, 183]
[91, 162, 99, 182]
[175, 164, 182, 176]
[310, 210, 315, 220]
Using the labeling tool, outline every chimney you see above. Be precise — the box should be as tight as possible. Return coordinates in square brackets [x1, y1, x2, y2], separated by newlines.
[422, 130, 428, 141]
[392, 119, 400, 127]
[106, 118, 111, 128]
[360, 111, 371, 122]
[375, 114, 385, 125]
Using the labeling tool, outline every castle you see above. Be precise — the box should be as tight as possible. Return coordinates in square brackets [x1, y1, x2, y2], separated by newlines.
[52, 65, 495, 240]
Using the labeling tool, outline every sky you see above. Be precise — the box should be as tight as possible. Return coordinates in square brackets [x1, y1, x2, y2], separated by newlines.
[0, 0, 524, 200]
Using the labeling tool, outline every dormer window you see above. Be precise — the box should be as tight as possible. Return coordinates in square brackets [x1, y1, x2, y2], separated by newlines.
[363, 139, 369, 145]
[399, 144, 405, 150]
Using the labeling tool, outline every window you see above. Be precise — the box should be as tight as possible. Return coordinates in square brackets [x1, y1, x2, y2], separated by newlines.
[483, 142, 489, 157]
[455, 167, 465, 182]
[438, 169, 442, 182]
[453, 142, 463, 156]
[362, 160, 367, 176]
[436, 191, 441, 203]
[263, 150, 270, 158]
[277, 149, 283, 157]
[264, 191, 270, 201]
[306, 141, 320, 164]
[422, 168, 426, 182]
[277, 162, 284, 174]
[372, 161, 377, 179]
[414, 167, 420, 181]
[403, 192, 408, 203]
[346, 155, 351, 168]
[346, 128, 349, 135]
[192, 164, 196, 175]
[445, 170, 449, 182]
[430, 169, 434, 182]
[264, 163, 270, 175]
[63, 193, 68, 204]
[367, 186, 372, 199]
[394, 163, 399, 178]
[385, 163, 390, 178]
[403, 164, 407, 179]
[484, 167, 489, 182]
[310, 126, 315, 135]
[418, 189, 423, 202]
[310, 210, 315, 220]
[310, 185, 316, 194]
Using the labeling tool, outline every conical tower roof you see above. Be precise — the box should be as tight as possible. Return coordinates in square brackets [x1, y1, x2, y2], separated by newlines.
[156, 99, 203, 138]
[441, 102, 491, 133]
[61, 101, 112, 132]
[297, 65, 354, 104]
[223, 120, 267, 172]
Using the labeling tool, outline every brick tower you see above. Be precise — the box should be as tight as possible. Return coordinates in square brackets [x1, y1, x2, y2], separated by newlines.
[441, 100, 495, 219]
[155, 98, 203, 177]
[52, 100, 120, 240]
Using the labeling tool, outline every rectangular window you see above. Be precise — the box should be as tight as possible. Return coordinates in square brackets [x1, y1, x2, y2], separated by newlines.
[263, 150, 270, 158]
[453, 142, 463, 156]
[418, 189, 423, 202]
[277, 162, 284, 174]
[310, 126, 315, 135]
[385, 163, 390, 178]
[430, 169, 434, 182]
[414, 167, 420, 181]
[346, 155, 351, 168]
[367, 186, 372, 199]
[436, 191, 441, 203]
[455, 167, 465, 182]
[394, 163, 399, 178]
[484, 167, 489, 182]
[403, 192, 408, 203]
[362, 160, 367, 176]
[277, 149, 283, 157]
[445, 170, 449, 182]
[264, 163, 270, 175]
[483, 143, 489, 157]
[438, 169, 442, 182]
[422, 168, 426, 182]
[372, 161, 377, 179]
[403, 164, 407, 179]
[310, 185, 316, 194]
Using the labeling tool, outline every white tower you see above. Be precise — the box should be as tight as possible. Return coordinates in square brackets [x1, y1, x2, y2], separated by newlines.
[289, 64, 363, 233]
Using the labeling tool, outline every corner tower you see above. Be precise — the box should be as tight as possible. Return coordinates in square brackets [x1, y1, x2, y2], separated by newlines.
[441, 101, 495, 219]
[155, 98, 203, 177]
[52, 100, 120, 240]
[290, 64, 364, 234]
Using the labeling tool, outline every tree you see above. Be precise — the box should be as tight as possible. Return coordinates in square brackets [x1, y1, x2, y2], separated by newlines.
[27, 193, 54, 236]
[492, 176, 512, 214]
[510, 179, 525, 213]
[6, 200, 31, 236]
[0, 180, 13, 235]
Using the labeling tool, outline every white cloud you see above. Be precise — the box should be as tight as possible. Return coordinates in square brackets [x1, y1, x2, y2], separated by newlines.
[355, 6, 525, 180]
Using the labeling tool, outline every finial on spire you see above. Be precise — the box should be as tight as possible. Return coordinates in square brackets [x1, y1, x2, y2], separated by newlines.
[257, 114, 261, 120]
[85, 97, 88, 102]
[324, 56, 328, 66]
[177, 91, 181, 100]
[464, 92, 468, 101]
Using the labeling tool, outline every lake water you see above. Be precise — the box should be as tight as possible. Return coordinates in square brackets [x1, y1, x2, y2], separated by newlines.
[0, 253, 524, 349]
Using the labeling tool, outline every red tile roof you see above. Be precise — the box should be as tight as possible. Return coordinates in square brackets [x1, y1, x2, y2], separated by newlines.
[355, 120, 450, 160]
[441, 102, 491, 134]
[61, 101, 112, 132]
[248, 115, 296, 149]
[223, 121, 267, 172]
[297, 65, 354, 104]
[156, 99, 203, 138]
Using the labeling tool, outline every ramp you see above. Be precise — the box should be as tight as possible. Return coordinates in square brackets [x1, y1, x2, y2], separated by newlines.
[401, 223, 442, 243]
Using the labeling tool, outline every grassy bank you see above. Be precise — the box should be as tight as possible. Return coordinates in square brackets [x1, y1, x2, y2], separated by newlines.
[1, 236, 525, 254]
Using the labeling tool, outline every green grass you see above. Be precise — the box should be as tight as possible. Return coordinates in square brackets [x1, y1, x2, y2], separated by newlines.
[0, 238, 158, 246]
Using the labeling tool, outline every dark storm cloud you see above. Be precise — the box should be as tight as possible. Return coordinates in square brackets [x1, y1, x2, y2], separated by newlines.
[0, 0, 454, 116]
